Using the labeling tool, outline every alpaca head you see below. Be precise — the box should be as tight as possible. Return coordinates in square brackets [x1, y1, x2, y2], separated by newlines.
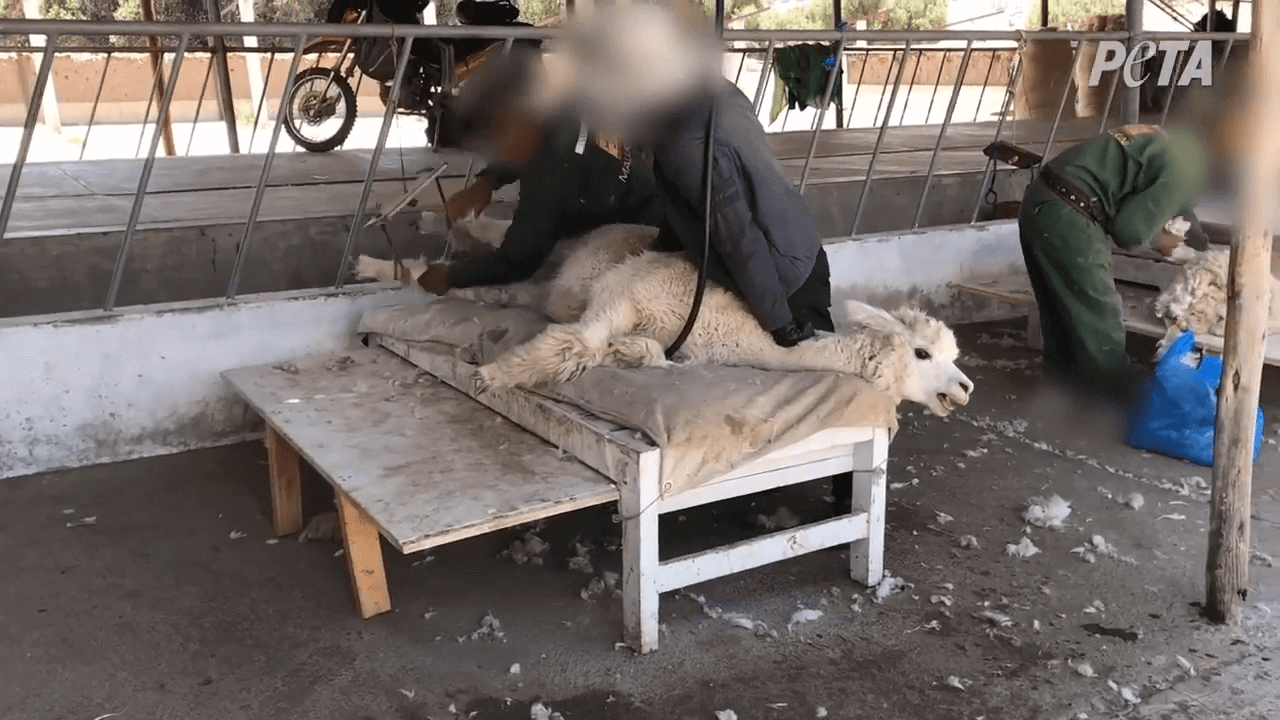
[843, 301, 974, 416]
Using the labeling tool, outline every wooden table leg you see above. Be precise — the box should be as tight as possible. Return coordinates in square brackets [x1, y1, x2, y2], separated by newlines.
[849, 427, 888, 587]
[265, 426, 304, 537]
[336, 490, 392, 619]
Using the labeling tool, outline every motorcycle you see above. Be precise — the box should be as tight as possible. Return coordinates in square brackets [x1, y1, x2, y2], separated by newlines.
[281, 0, 539, 153]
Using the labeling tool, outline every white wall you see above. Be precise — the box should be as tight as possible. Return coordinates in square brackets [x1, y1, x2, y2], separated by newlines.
[0, 286, 417, 480]
[826, 220, 1024, 324]
[0, 221, 1025, 480]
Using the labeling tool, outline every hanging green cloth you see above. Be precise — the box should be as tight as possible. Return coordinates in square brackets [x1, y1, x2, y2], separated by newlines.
[769, 43, 844, 124]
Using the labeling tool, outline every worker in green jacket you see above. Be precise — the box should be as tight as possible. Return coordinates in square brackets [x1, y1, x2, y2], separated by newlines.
[1018, 124, 1209, 399]
[416, 49, 664, 295]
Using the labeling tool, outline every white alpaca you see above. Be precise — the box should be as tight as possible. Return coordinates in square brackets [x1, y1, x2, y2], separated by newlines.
[470, 226, 975, 417]
[351, 219, 654, 321]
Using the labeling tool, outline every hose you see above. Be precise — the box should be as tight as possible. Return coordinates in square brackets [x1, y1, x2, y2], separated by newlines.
[664, 95, 717, 361]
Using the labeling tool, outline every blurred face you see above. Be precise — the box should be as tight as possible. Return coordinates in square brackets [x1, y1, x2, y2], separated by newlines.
[487, 104, 545, 166]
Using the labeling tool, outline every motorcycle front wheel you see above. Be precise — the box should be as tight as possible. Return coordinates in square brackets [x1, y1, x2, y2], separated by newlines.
[283, 67, 358, 153]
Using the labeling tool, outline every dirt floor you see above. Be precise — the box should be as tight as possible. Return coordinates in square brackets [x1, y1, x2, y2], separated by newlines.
[2, 322, 1279, 720]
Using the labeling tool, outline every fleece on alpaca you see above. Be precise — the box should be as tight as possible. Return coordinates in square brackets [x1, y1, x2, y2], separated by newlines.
[1154, 247, 1280, 337]
[472, 225, 974, 417]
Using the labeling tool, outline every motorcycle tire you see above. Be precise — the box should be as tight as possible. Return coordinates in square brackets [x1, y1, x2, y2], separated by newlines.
[283, 67, 358, 153]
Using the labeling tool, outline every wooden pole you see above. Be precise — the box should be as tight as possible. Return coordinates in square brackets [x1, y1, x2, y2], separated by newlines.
[1205, 0, 1279, 624]
[204, 0, 242, 154]
[140, 0, 177, 157]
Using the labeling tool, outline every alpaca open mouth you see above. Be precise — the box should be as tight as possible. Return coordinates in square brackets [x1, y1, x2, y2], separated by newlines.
[937, 393, 956, 414]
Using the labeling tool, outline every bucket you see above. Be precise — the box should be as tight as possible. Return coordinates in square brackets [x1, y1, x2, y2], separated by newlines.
[1015, 29, 1078, 121]
[989, 201, 1022, 220]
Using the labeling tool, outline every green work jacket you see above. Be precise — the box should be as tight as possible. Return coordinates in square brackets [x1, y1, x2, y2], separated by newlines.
[446, 123, 664, 289]
[1045, 127, 1208, 249]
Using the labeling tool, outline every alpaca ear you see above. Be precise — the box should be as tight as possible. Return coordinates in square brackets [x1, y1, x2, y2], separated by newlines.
[889, 305, 929, 332]
[844, 300, 909, 335]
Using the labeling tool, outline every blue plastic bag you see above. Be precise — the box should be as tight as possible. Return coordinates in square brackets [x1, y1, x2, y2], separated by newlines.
[1128, 329, 1264, 467]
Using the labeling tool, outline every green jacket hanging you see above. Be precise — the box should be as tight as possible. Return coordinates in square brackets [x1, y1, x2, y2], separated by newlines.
[770, 44, 844, 125]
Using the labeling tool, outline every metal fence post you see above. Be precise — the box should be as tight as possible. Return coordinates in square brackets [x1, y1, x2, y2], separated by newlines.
[1041, 39, 1084, 162]
[751, 40, 776, 116]
[913, 41, 973, 229]
[0, 38, 58, 243]
[104, 33, 191, 312]
[334, 34, 417, 288]
[850, 39, 912, 237]
[798, 35, 847, 194]
[224, 37, 308, 300]
[970, 41, 1024, 224]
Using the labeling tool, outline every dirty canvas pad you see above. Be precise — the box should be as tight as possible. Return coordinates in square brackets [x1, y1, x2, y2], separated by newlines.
[359, 299, 898, 496]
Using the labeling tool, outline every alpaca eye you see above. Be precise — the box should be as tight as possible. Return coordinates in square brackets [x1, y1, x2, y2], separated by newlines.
[914, 348, 931, 360]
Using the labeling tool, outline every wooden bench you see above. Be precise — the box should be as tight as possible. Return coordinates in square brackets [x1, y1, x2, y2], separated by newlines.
[225, 344, 891, 654]
[954, 275, 1280, 366]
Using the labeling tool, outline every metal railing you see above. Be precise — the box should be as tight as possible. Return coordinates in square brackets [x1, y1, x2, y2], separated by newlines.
[0, 19, 1252, 318]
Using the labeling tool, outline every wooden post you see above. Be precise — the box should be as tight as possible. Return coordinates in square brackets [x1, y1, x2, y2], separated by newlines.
[140, 0, 178, 157]
[1205, 0, 1279, 624]
[204, 0, 242, 154]
[21, 0, 62, 134]
[238, 0, 268, 133]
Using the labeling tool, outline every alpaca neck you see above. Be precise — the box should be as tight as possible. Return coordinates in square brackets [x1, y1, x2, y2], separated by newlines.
[728, 331, 899, 395]
[750, 333, 868, 373]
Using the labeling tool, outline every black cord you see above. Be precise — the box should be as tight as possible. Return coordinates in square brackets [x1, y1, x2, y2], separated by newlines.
[664, 95, 717, 361]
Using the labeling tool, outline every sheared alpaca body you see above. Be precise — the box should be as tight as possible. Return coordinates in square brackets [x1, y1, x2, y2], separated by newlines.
[1154, 246, 1280, 338]
[352, 220, 655, 322]
[473, 226, 974, 417]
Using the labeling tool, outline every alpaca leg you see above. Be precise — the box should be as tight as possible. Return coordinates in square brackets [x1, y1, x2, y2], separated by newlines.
[474, 301, 637, 392]
[605, 335, 671, 369]
[473, 324, 605, 393]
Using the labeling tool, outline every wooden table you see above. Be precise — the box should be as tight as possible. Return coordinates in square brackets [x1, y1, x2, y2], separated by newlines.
[225, 342, 892, 653]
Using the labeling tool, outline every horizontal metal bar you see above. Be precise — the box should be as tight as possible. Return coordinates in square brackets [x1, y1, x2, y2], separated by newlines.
[0, 44, 291, 53]
[0, 19, 1251, 43]
[0, 19, 557, 39]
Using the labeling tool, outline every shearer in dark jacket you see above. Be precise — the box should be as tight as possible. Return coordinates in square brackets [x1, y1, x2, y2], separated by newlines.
[650, 78, 833, 348]
[644, 79, 851, 514]
[416, 49, 663, 295]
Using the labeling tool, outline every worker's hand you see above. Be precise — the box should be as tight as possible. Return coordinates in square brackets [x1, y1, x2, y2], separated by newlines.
[416, 264, 451, 296]
[1164, 216, 1192, 238]
[445, 178, 494, 224]
[1156, 229, 1185, 258]
[770, 320, 815, 348]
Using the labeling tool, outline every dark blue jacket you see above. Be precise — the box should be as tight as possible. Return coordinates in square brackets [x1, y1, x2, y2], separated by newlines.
[651, 80, 823, 333]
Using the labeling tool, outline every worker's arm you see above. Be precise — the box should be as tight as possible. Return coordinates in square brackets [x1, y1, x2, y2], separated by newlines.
[445, 156, 571, 289]
[1108, 173, 1200, 249]
[657, 138, 796, 334]
[475, 163, 521, 190]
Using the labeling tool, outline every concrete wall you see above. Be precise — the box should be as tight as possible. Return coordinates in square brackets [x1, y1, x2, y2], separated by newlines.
[0, 48, 1016, 127]
[846, 49, 1015, 87]
[0, 285, 416, 480]
[0, 222, 1021, 481]
[1, 170, 1019, 320]
[826, 219, 1023, 325]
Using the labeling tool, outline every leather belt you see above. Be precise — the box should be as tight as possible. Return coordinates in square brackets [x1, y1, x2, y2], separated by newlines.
[1039, 165, 1105, 227]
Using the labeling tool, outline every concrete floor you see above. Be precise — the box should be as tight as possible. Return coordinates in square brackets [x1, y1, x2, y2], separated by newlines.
[3, 322, 1279, 720]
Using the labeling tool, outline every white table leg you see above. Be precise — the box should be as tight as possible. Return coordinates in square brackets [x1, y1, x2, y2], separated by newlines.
[621, 451, 662, 654]
[849, 427, 888, 587]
